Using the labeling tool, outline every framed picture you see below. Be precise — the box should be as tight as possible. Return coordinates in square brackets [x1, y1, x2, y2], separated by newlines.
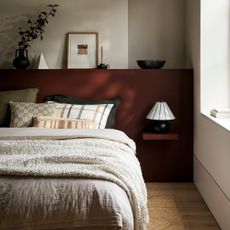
[67, 32, 98, 69]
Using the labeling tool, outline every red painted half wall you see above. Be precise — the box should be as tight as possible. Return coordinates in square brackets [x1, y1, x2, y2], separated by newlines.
[0, 69, 193, 182]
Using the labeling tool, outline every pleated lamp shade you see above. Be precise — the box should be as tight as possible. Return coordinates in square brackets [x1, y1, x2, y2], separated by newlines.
[146, 101, 176, 120]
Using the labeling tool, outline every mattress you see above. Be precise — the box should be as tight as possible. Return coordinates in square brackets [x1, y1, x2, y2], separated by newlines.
[0, 128, 148, 230]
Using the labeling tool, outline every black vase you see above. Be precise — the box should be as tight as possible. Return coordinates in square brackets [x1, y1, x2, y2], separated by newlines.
[13, 49, 30, 69]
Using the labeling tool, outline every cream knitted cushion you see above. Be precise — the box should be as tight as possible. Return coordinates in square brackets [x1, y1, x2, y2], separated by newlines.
[10, 102, 56, 127]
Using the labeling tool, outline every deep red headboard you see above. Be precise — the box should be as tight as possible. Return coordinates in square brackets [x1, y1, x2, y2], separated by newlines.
[0, 69, 193, 182]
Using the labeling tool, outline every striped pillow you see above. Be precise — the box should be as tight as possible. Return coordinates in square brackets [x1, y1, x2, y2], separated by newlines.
[33, 116, 96, 129]
[48, 102, 114, 129]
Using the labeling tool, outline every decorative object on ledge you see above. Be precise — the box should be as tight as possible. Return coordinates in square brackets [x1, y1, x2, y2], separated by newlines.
[37, 52, 48, 69]
[67, 32, 98, 69]
[137, 60, 166, 69]
[97, 46, 110, 69]
[146, 101, 175, 133]
[97, 63, 110, 69]
[13, 49, 30, 70]
[210, 108, 230, 118]
[12, 4, 58, 69]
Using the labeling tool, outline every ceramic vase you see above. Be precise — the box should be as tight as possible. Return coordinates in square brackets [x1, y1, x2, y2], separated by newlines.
[13, 49, 30, 69]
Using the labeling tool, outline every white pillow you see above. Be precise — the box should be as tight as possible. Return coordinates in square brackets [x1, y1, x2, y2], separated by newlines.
[48, 102, 114, 129]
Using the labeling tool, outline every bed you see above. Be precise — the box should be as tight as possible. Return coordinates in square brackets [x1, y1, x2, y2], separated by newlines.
[0, 71, 150, 229]
[0, 128, 148, 230]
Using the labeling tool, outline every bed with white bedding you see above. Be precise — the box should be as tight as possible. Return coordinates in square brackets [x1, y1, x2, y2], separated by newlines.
[0, 128, 148, 230]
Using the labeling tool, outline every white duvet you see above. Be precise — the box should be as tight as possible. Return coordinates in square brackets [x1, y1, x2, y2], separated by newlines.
[0, 128, 149, 230]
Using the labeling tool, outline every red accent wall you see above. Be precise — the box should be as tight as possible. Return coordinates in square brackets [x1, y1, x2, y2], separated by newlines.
[0, 69, 193, 182]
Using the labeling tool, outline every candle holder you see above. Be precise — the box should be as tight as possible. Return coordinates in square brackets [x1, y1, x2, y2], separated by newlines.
[97, 63, 110, 69]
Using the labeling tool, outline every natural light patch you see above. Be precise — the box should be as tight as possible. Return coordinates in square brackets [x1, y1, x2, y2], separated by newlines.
[200, 0, 230, 114]
[201, 0, 230, 132]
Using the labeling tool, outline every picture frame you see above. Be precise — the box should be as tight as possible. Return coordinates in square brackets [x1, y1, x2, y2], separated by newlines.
[67, 32, 98, 69]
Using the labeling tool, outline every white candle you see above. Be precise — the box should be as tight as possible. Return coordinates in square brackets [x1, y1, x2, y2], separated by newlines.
[101, 46, 103, 64]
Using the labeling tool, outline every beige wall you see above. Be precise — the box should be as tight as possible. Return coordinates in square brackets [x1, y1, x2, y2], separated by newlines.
[0, 0, 128, 69]
[0, 0, 188, 69]
[129, 0, 187, 69]
[186, 0, 230, 229]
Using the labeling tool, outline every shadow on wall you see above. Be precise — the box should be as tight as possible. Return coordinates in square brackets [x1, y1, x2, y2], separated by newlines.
[0, 14, 34, 69]
[49, 71, 138, 136]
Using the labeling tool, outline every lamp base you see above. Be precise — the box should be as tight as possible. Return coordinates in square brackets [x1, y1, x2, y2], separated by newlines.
[149, 120, 170, 134]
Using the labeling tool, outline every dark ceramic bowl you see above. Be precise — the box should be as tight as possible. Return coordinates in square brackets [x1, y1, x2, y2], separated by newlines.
[136, 60, 166, 69]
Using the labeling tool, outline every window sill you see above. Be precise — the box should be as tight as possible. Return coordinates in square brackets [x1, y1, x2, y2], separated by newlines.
[202, 112, 230, 132]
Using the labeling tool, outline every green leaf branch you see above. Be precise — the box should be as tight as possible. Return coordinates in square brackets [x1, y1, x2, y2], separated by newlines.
[18, 4, 59, 50]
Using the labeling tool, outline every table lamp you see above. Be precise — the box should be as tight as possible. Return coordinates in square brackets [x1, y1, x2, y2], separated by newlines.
[146, 101, 176, 133]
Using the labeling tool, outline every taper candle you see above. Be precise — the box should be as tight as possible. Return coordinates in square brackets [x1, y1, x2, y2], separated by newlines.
[101, 46, 103, 64]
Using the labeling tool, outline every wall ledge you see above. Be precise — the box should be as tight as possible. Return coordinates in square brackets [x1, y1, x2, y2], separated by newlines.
[201, 112, 230, 132]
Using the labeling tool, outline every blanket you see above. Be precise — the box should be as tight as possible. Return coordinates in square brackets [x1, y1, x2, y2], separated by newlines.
[0, 128, 149, 230]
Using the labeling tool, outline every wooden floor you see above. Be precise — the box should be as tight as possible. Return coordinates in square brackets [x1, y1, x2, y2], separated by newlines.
[147, 183, 221, 230]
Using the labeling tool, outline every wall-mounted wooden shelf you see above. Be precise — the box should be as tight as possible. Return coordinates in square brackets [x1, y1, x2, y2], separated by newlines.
[142, 132, 179, 140]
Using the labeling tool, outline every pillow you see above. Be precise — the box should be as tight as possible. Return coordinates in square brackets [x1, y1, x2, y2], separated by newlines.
[44, 95, 120, 128]
[33, 116, 96, 129]
[49, 102, 114, 129]
[0, 88, 39, 127]
[10, 102, 56, 127]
